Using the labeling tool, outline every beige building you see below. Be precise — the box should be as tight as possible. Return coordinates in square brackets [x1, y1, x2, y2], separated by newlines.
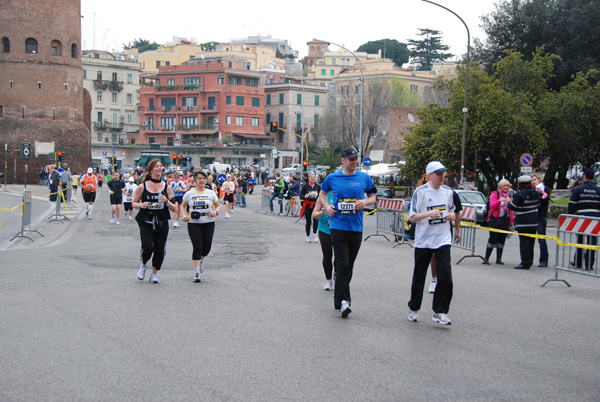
[81, 50, 140, 169]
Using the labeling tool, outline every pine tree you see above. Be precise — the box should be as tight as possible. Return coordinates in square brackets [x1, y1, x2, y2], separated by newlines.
[407, 28, 453, 70]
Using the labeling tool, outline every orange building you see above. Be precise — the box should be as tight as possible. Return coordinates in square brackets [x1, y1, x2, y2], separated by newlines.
[137, 58, 270, 147]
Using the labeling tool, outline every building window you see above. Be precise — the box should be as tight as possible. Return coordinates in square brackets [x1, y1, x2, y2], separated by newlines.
[226, 96, 231, 105]
[236, 96, 244, 106]
[111, 72, 117, 81]
[71, 43, 78, 58]
[297, 94, 302, 105]
[331, 70, 334, 76]
[279, 93, 284, 104]
[266, 113, 271, 124]
[148, 137, 155, 144]
[25, 38, 38, 54]
[127, 94, 132, 104]
[167, 137, 174, 146]
[97, 91, 102, 102]
[296, 113, 302, 128]
[149, 98, 154, 111]
[97, 112, 102, 122]
[97, 132, 102, 142]
[128, 114, 132, 124]
[83, 70, 87, 79]
[252, 97, 260, 107]
[410, 84, 418, 93]
[112, 113, 118, 127]
[218, 76, 224, 85]
[166, 78, 175, 88]
[184, 77, 200, 90]
[246, 78, 258, 87]
[236, 116, 243, 126]
[341, 85, 349, 96]
[315, 95, 319, 106]
[51, 40, 62, 56]
[111, 93, 117, 103]
[251, 117, 259, 127]
[148, 117, 154, 130]
[332, 58, 336, 65]
[161, 117, 175, 129]
[38, 82, 42, 89]
[278, 132, 284, 143]
[2, 37, 9, 53]
[314, 114, 319, 128]
[165, 61, 170, 66]
[226, 116, 231, 125]
[266, 94, 271, 105]
[156, 61, 161, 68]
[181, 116, 197, 129]
[97, 71, 102, 80]
[321, 69, 326, 76]
[127, 74, 132, 83]
[278, 112, 284, 125]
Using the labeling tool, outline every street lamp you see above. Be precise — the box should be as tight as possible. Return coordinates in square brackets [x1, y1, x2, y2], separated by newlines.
[286, 67, 305, 169]
[313, 38, 364, 165]
[421, 0, 470, 184]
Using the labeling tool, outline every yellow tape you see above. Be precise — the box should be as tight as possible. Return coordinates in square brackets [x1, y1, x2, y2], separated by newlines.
[0, 203, 24, 212]
[461, 222, 600, 251]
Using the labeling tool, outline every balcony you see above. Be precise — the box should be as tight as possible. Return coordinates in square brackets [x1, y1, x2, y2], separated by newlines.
[109, 80, 124, 92]
[155, 85, 203, 92]
[93, 80, 109, 90]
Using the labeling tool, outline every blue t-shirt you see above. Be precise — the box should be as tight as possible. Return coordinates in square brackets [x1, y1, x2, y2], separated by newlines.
[320, 170, 374, 232]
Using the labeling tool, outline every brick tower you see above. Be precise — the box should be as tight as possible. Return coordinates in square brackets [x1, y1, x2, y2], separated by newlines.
[0, 0, 91, 184]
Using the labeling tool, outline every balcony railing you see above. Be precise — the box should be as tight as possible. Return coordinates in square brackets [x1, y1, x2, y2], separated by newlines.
[155, 85, 203, 92]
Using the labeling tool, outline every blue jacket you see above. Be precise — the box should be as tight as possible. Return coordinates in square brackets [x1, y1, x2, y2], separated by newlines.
[568, 181, 600, 217]
[508, 188, 540, 230]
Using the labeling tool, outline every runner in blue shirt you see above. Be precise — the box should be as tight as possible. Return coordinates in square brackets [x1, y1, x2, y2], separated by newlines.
[318, 147, 376, 318]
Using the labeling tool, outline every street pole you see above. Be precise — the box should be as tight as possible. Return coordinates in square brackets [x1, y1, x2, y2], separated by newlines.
[313, 38, 364, 165]
[421, 0, 470, 184]
[286, 68, 305, 170]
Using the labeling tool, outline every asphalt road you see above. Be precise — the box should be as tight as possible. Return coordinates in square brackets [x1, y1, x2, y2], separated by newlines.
[1, 184, 599, 401]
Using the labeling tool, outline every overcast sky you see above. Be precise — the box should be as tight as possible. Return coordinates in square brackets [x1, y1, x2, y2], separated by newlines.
[81, 0, 499, 60]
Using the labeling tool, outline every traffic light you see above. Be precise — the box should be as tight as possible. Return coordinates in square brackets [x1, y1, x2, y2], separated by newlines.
[172, 154, 177, 163]
[270, 121, 279, 133]
[303, 160, 308, 169]
[57, 151, 64, 161]
[178, 154, 182, 161]
[20, 142, 31, 160]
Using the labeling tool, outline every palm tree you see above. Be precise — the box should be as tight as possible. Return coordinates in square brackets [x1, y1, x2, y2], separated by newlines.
[311, 144, 343, 173]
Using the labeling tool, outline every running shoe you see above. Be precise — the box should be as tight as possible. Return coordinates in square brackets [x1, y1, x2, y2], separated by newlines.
[428, 280, 437, 294]
[323, 280, 332, 291]
[149, 273, 159, 284]
[432, 313, 452, 325]
[194, 269, 201, 282]
[312, 233, 319, 243]
[408, 310, 420, 322]
[137, 264, 147, 280]
[340, 300, 351, 317]
[306, 236, 311, 243]
[128, 216, 133, 221]
[115, 220, 120, 225]
[225, 213, 231, 219]
[110, 217, 114, 224]
[173, 221, 179, 228]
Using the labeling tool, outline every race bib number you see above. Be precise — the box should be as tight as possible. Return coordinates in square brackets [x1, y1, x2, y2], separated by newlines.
[191, 198, 210, 210]
[308, 191, 318, 199]
[427, 204, 447, 225]
[338, 198, 357, 215]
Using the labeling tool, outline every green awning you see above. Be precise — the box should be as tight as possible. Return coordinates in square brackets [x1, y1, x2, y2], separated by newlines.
[160, 157, 172, 166]
[137, 156, 149, 166]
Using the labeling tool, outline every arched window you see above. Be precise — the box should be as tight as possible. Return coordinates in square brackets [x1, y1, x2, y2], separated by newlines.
[1, 37, 9, 53]
[51, 39, 62, 56]
[26, 38, 38, 54]
[71, 43, 78, 58]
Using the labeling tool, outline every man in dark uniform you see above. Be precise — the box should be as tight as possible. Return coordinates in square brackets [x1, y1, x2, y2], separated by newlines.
[568, 168, 600, 269]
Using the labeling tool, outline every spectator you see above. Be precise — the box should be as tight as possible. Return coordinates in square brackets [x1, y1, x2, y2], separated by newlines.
[508, 176, 541, 270]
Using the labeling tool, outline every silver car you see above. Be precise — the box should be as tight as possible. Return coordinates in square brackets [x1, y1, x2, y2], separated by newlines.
[456, 190, 488, 224]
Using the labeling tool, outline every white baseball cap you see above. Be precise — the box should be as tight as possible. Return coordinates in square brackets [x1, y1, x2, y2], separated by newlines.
[426, 161, 446, 175]
[87, 168, 93, 174]
[128, 177, 134, 182]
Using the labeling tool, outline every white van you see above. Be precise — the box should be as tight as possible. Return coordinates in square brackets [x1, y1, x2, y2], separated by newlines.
[207, 163, 232, 173]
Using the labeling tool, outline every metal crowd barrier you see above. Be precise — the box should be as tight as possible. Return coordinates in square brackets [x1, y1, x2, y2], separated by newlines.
[10, 190, 44, 241]
[48, 187, 70, 223]
[455, 206, 485, 264]
[542, 214, 600, 287]
[365, 199, 411, 247]
[255, 188, 271, 214]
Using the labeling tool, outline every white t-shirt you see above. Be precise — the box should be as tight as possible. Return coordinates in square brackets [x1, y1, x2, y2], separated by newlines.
[182, 188, 219, 224]
[409, 183, 455, 249]
[124, 183, 138, 203]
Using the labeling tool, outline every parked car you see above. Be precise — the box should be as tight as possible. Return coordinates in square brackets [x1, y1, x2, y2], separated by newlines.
[456, 190, 488, 224]
[364, 188, 394, 212]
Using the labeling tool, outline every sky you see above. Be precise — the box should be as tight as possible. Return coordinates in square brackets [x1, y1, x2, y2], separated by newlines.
[80, 0, 499, 61]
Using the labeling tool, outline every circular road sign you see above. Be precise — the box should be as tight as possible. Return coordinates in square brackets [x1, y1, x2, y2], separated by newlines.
[363, 157, 372, 167]
[520, 153, 533, 167]
[217, 174, 226, 183]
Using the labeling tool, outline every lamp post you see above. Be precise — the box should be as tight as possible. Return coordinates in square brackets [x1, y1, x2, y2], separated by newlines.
[286, 67, 305, 169]
[421, 0, 470, 184]
[314, 38, 364, 165]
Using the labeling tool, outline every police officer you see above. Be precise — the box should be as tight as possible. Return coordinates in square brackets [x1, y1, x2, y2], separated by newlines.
[568, 168, 600, 269]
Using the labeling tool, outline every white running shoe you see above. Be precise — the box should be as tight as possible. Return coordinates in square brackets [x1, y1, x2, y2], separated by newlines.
[149, 273, 159, 284]
[173, 221, 179, 228]
[128, 216, 133, 221]
[225, 213, 231, 219]
[340, 300, 352, 318]
[137, 264, 147, 280]
[88, 215, 92, 220]
[110, 217, 114, 224]
[323, 280, 332, 291]
[428, 280, 437, 294]
[312, 233, 319, 243]
[408, 310, 420, 322]
[116, 220, 120, 225]
[194, 269, 201, 282]
[432, 313, 452, 325]
[306, 236, 311, 243]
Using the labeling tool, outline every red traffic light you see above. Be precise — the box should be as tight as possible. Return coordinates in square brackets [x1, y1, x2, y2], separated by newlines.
[172, 154, 177, 159]
[303, 160, 308, 167]
[178, 155, 182, 159]
[57, 151, 63, 157]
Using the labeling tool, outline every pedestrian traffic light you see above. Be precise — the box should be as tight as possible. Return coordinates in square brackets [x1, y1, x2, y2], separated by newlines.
[20, 142, 31, 160]
[270, 122, 279, 133]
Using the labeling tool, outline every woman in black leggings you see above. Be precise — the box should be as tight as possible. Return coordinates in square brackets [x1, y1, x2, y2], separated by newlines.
[312, 190, 334, 290]
[132, 159, 177, 284]
[181, 171, 221, 282]
[300, 173, 320, 243]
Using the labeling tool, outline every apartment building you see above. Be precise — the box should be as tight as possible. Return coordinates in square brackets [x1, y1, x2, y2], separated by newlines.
[81, 50, 140, 168]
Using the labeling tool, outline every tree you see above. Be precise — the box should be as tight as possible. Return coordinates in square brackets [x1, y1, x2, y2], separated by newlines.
[356, 39, 409, 66]
[473, 0, 600, 90]
[200, 42, 219, 52]
[310, 144, 343, 173]
[401, 49, 556, 188]
[122, 38, 160, 53]
[407, 28, 454, 70]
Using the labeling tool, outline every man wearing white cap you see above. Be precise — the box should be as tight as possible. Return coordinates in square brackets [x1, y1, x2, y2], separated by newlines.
[123, 176, 138, 221]
[81, 168, 97, 220]
[407, 161, 456, 326]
